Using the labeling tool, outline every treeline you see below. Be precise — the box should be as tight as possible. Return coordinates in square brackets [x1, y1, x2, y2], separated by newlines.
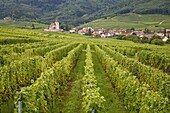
[116, 35, 170, 46]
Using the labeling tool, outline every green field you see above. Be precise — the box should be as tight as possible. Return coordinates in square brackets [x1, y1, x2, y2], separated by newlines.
[0, 27, 170, 113]
[79, 13, 170, 30]
[0, 20, 48, 30]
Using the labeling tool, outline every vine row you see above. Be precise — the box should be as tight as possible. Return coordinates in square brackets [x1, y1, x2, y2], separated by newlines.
[82, 45, 105, 113]
[94, 45, 169, 113]
[101, 45, 170, 99]
[14, 44, 83, 113]
[0, 43, 77, 103]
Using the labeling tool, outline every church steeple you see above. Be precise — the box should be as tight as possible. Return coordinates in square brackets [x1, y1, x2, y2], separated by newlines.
[47, 17, 60, 32]
[55, 17, 60, 31]
[55, 17, 58, 23]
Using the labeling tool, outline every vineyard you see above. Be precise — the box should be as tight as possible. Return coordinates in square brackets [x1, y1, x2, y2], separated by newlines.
[0, 27, 170, 113]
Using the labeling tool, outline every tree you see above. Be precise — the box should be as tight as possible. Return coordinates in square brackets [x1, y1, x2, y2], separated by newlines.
[164, 28, 166, 36]
[65, 23, 69, 31]
[32, 24, 35, 29]
[130, 27, 135, 31]
[88, 28, 92, 36]
[144, 28, 150, 34]
[60, 25, 64, 30]
[104, 17, 107, 19]
[166, 35, 170, 44]
[141, 36, 149, 43]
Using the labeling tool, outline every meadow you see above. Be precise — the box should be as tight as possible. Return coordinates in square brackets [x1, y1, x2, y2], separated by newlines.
[0, 27, 169, 113]
[79, 13, 170, 30]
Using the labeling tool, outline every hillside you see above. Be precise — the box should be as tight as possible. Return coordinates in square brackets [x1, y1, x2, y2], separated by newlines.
[0, 27, 170, 113]
[0, 0, 169, 26]
[0, 20, 48, 29]
[79, 13, 170, 30]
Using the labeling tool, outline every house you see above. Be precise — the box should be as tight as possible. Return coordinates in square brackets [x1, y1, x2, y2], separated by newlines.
[92, 30, 100, 37]
[78, 29, 86, 35]
[69, 28, 77, 33]
[143, 34, 154, 39]
[131, 31, 144, 37]
[101, 33, 107, 38]
[113, 30, 127, 35]
[92, 29, 104, 37]
[4, 16, 12, 20]
[162, 36, 168, 42]
[92, 28, 114, 38]
[166, 29, 170, 37]
[69, 29, 76, 33]
[102, 33, 114, 38]
[78, 27, 94, 35]
[155, 32, 164, 37]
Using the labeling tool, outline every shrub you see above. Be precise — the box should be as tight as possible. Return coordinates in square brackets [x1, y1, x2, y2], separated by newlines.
[95, 34, 101, 38]
[141, 36, 149, 43]
[151, 39, 164, 46]
[125, 35, 141, 43]
[166, 38, 170, 44]
[149, 35, 161, 44]
[132, 37, 141, 43]
[116, 35, 125, 40]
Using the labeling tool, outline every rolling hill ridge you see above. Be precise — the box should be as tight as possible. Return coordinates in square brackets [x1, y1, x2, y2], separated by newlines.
[79, 13, 170, 30]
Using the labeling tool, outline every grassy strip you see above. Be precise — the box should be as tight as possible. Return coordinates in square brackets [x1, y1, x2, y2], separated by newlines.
[92, 51, 127, 113]
[54, 50, 86, 113]
[0, 99, 14, 113]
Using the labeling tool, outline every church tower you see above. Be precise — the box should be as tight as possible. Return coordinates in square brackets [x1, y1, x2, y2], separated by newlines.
[55, 18, 60, 31]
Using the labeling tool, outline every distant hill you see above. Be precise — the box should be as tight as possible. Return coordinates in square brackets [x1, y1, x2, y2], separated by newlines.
[0, 0, 169, 26]
[0, 20, 47, 29]
[79, 13, 170, 30]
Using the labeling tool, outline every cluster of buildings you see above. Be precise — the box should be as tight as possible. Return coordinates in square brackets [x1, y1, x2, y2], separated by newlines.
[70, 27, 170, 41]
[44, 17, 170, 42]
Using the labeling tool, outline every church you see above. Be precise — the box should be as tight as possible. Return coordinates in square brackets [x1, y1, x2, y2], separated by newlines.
[44, 17, 60, 32]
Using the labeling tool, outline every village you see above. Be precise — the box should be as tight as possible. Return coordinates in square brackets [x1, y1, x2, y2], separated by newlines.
[44, 17, 170, 42]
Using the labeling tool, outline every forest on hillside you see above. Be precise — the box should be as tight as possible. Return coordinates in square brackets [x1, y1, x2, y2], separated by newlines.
[0, 0, 170, 25]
